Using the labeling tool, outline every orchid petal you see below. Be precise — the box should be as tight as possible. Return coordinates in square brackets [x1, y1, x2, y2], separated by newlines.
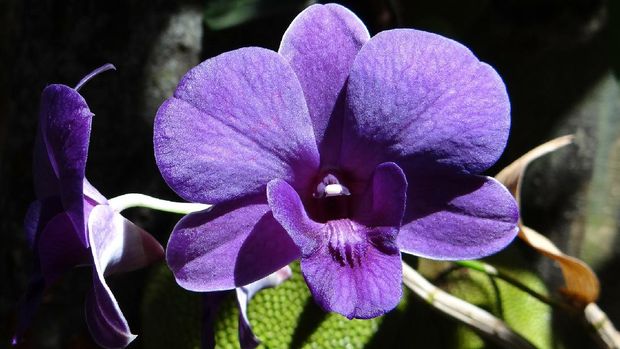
[33, 127, 59, 199]
[87, 205, 164, 276]
[398, 174, 519, 260]
[353, 162, 407, 227]
[279, 3, 369, 159]
[268, 180, 402, 318]
[154, 47, 320, 205]
[166, 196, 299, 291]
[86, 204, 164, 348]
[39, 84, 93, 247]
[37, 212, 89, 284]
[24, 197, 63, 249]
[85, 274, 136, 349]
[342, 29, 510, 179]
[84, 178, 107, 205]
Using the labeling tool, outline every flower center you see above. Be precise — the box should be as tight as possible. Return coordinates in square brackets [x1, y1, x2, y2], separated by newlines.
[313, 174, 351, 198]
[310, 173, 352, 223]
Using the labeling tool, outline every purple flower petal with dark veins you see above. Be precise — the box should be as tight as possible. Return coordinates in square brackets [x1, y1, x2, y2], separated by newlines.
[279, 3, 369, 162]
[267, 163, 406, 318]
[38, 84, 94, 247]
[154, 47, 319, 205]
[155, 3, 519, 320]
[16, 65, 164, 349]
[166, 196, 298, 291]
[341, 29, 511, 179]
[399, 173, 519, 260]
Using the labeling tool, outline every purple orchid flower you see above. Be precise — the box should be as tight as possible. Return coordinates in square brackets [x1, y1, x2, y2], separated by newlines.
[15, 64, 164, 348]
[155, 4, 519, 319]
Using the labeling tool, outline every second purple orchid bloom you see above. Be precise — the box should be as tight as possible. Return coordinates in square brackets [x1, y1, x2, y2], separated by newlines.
[155, 4, 519, 319]
[18, 65, 164, 349]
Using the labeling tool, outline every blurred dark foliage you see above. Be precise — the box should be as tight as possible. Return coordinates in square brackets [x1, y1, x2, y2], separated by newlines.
[0, 0, 618, 348]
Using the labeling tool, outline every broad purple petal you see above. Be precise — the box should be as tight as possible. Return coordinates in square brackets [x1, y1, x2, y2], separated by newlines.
[166, 196, 299, 291]
[398, 174, 519, 260]
[279, 3, 369, 158]
[342, 29, 511, 179]
[154, 47, 320, 205]
[40, 84, 93, 247]
[267, 180, 402, 318]
[86, 204, 163, 349]
[37, 212, 89, 284]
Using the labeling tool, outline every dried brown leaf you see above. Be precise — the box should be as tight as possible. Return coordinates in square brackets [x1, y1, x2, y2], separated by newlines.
[495, 135, 574, 204]
[519, 225, 600, 305]
[495, 135, 600, 305]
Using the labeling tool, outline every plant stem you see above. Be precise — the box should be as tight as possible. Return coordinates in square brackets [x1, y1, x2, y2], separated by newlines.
[455, 260, 570, 311]
[401, 262, 537, 349]
[108, 193, 211, 214]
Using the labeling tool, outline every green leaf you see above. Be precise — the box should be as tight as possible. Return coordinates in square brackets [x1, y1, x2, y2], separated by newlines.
[204, 0, 310, 30]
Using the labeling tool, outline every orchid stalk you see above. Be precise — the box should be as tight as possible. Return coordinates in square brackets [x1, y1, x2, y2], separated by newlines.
[108, 193, 210, 215]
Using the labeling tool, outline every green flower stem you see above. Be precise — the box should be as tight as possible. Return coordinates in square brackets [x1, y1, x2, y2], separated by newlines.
[454, 260, 569, 311]
[584, 303, 620, 349]
[455, 261, 620, 349]
[401, 262, 537, 349]
[108, 193, 211, 214]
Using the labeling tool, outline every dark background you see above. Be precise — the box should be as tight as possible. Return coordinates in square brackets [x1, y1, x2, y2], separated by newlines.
[1, 0, 619, 347]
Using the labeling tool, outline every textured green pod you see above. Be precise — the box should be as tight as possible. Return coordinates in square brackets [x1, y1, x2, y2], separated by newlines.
[142, 255, 552, 349]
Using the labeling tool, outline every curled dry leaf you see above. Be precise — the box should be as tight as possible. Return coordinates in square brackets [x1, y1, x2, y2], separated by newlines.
[495, 135, 574, 202]
[495, 135, 600, 306]
[519, 226, 599, 306]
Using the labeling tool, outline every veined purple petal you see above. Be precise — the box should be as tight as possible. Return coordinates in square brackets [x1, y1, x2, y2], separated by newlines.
[37, 212, 89, 284]
[39, 84, 94, 247]
[154, 47, 320, 205]
[342, 29, 511, 179]
[86, 204, 163, 348]
[398, 174, 519, 260]
[267, 180, 403, 319]
[302, 223, 402, 319]
[166, 196, 299, 291]
[279, 3, 369, 159]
